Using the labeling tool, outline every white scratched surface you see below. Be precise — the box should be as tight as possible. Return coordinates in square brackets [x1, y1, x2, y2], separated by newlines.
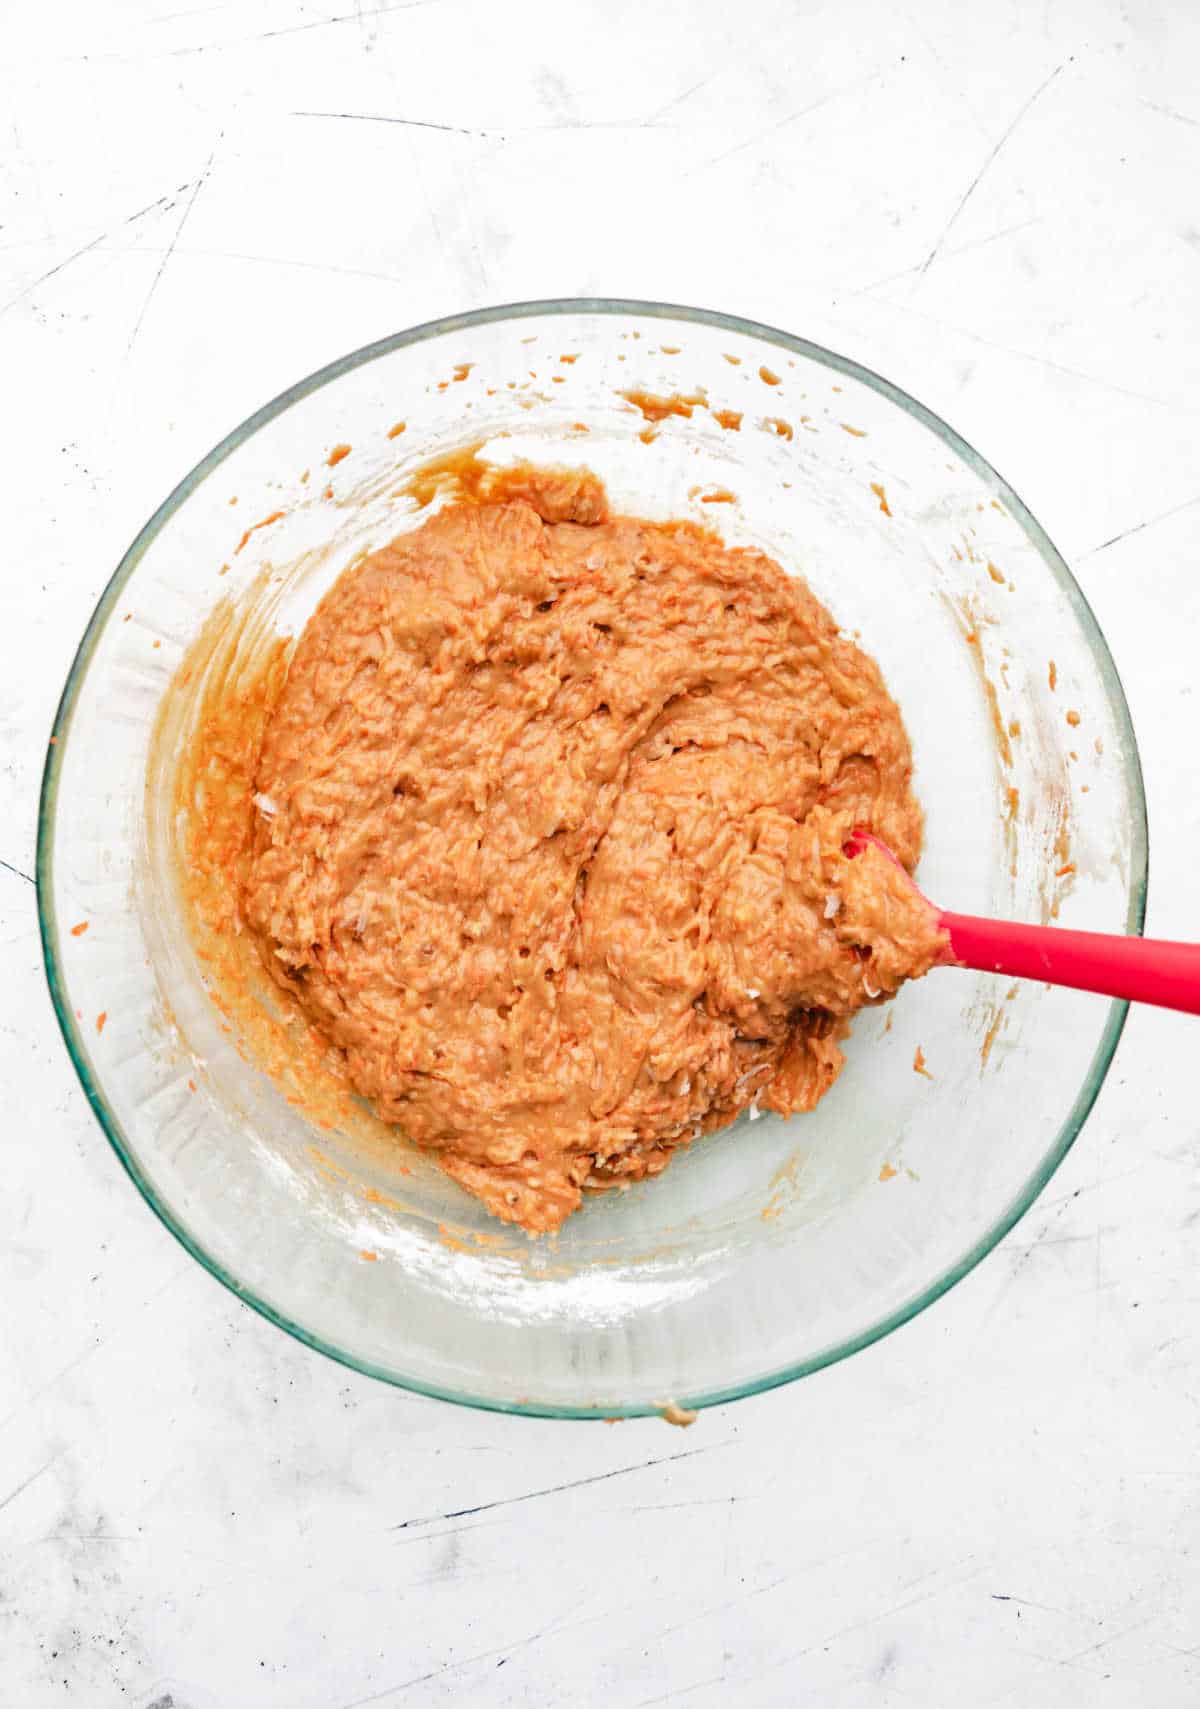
[3, 2, 1200, 1703]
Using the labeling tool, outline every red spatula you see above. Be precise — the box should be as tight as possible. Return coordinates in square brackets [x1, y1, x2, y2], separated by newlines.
[844, 829, 1198, 1016]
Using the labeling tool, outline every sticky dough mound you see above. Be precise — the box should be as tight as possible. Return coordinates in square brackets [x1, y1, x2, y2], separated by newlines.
[244, 465, 942, 1231]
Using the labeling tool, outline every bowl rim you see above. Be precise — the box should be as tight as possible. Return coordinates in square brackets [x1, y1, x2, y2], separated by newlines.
[37, 296, 1149, 1419]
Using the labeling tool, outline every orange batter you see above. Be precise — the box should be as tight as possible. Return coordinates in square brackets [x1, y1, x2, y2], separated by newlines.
[243, 464, 943, 1231]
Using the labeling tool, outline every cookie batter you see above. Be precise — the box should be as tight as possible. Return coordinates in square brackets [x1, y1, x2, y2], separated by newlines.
[244, 463, 944, 1231]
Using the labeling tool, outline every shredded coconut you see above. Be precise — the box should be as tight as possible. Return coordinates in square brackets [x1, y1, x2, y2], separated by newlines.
[864, 980, 880, 999]
[746, 987, 760, 999]
[254, 792, 278, 817]
[824, 893, 841, 919]
[735, 1063, 771, 1094]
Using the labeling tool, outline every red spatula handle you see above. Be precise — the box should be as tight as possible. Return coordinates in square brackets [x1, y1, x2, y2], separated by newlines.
[940, 912, 1200, 1016]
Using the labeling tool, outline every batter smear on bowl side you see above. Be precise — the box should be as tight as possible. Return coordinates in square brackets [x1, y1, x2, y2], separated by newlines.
[243, 463, 943, 1232]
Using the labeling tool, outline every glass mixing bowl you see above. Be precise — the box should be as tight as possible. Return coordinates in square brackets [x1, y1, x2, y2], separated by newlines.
[38, 302, 1146, 1418]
